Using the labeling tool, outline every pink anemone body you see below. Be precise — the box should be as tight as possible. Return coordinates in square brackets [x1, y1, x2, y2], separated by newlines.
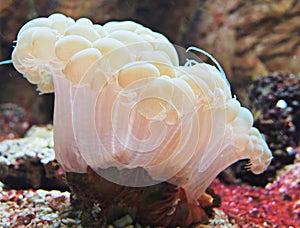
[12, 13, 272, 204]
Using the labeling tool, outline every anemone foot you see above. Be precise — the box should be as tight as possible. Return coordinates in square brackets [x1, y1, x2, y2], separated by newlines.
[66, 166, 220, 227]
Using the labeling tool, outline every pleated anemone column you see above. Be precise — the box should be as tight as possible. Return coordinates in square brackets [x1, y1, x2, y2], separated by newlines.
[11, 13, 273, 226]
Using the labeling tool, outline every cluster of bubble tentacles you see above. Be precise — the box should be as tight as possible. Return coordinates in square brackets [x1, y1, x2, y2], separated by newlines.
[9, 13, 272, 204]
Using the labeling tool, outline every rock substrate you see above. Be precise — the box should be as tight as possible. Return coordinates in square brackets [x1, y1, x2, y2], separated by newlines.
[0, 125, 67, 190]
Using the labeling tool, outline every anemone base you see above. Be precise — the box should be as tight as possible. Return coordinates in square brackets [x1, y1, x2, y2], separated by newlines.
[66, 166, 220, 227]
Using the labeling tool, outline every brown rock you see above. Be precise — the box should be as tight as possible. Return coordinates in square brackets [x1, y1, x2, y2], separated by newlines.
[188, 0, 300, 98]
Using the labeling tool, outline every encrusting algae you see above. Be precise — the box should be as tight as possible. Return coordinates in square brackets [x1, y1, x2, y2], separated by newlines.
[7, 13, 272, 226]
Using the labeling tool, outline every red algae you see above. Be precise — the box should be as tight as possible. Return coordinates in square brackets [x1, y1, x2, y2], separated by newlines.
[212, 162, 300, 227]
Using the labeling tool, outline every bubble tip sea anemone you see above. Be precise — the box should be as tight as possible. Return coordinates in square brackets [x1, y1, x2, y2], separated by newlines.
[8, 13, 273, 226]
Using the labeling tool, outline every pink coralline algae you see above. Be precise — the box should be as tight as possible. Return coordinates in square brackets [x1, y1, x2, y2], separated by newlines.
[212, 159, 300, 227]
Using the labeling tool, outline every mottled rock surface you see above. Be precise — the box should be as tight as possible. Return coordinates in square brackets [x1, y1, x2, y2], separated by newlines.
[188, 0, 300, 97]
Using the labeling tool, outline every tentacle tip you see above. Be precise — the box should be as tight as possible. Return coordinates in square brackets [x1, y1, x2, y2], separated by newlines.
[0, 59, 13, 65]
[186, 46, 230, 89]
